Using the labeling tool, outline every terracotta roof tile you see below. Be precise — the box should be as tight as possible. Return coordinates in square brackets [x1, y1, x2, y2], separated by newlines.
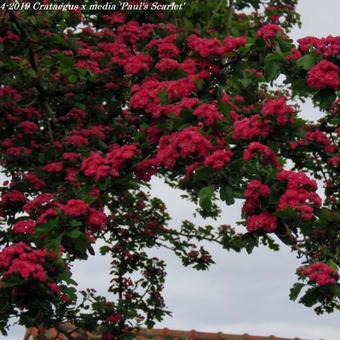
[24, 326, 302, 340]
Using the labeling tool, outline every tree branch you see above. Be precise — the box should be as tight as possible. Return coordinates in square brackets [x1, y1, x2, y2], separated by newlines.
[226, 0, 234, 35]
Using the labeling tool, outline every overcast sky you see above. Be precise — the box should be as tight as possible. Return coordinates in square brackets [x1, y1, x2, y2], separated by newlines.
[5, 1, 340, 339]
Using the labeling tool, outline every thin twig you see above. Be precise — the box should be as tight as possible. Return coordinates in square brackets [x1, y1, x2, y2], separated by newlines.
[206, 0, 224, 30]
[282, 221, 309, 260]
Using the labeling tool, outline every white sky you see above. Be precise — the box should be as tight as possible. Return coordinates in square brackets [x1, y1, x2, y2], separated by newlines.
[5, 1, 340, 339]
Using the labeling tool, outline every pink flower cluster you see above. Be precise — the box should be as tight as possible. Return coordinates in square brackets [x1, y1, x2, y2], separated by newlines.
[130, 78, 197, 119]
[233, 114, 272, 140]
[23, 173, 46, 190]
[63, 199, 106, 230]
[62, 199, 107, 231]
[123, 53, 152, 75]
[257, 24, 284, 40]
[328, 156, 340, 167]
[62, 199, 89, 217]
[1, 190, 27, 206]
[243, 180, 271, 214]
[192, 103, 225, 126]
[277, 170, 321, 220]
[243, 142, 280, 168]
[300, 262, 338, 286]
[41, 162, 64, 173]
[305, 130, 337, 153]
[0, 243, 48, 282]
[18, 121, 39, 135]
[204, 149, 233, 170]
[23, 193, 54, 215]
[262, 96, 295, 125]
[246, 211, 277, 233]
[187, 34, 246, 58]
[243, 180, 275, 232]
[244, 179, 271, 200]
[298, 35, 340, 57]
[81, 144, 139, 180]
[155, 127, 212, 168]
[307, 60, 339, 90]
[13, 219, 36, 234]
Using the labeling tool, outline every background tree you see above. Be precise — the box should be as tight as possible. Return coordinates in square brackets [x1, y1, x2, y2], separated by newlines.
[0, 0, 339, 338]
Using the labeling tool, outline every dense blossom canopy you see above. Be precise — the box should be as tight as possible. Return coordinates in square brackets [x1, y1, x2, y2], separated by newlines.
[0, 0, 339, 338]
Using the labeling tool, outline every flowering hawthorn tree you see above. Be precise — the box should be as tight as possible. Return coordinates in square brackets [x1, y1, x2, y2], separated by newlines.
[0, 0, 339, 338]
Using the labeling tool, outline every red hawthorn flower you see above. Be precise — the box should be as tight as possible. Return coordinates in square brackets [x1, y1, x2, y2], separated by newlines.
[62, 199, 90, 217]
[6, 146, 32, 157]
[300, 263, 338, 286]
[297, 36, 321, 52]
[242, 198, 258, 214]
[262, 96, 295, 125]
[277, 189, 321, 220]
[276, 170, 317, 190]
[23, 193, 54, 214]
[1, 190, 27, 206]
[156, 58, 180, 72]
[23, 173, 46, 190]
[187, 34, 225, 57]
[223, 36, 246, 51]
[158, 42, 180, 58]
[192, 103, 225, 126]
[65, 135, 89, 147]
[81, 152, 110, 181]
[243, 142, 280, 168]
[305, 130, 334, 149]
[62, 152, 83, 162]
[328, 156, 340, 167]
[37, 208, 58, 224]
[307, 60, 339, 90]
[156, 127, 212, 169]
[41, 162, 63, 173]
[48, 283, 62, 295]
[87, 209, 107, 231]
[80, 125, 107, 140]
[0, 243, 48, 282]
[204, 149, 233, 170]
[123, 53, 152, 75]
[244, 180, 271, 200]
[134, 158, 159, 182]
[233, 114, 272, 140]
[13, 219, 36, 234]
[276, 171, 321, 220]
[257, 23, 285, 40]
[246, 211, 277, 233]
[286, 48, 302, 60]
[18, 121, 39, 134]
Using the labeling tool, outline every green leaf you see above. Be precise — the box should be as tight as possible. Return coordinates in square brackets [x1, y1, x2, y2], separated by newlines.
[296, 54, 315, 70]
[315, 89, 336, 110]
[158, 88, 168, 105]
[289, 283, 304, 301]
[66, 229, 82, 239]
[219, 186, 235, 205]
[326, 259, 338, 271]
[264, 61, 281, 81]
[299, 287, 320, 307]
[59, 56, 74, 71]
[68, 75, 78, 83]
[100, 245, 111, 255]
[198, 186, 214, 211]
[239, 78, 252, 88]
[193, 166, 211, 182]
